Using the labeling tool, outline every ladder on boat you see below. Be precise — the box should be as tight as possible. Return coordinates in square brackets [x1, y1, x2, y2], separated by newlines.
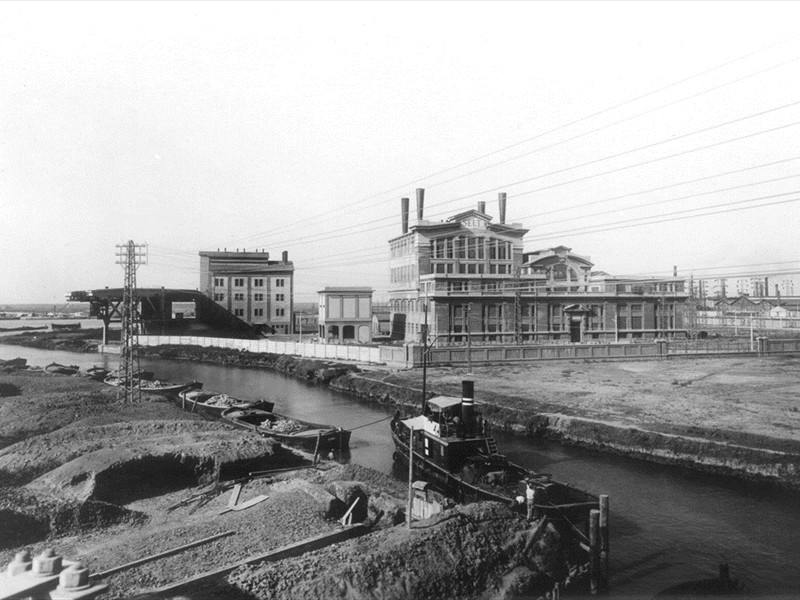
[485, 437, 499, 455]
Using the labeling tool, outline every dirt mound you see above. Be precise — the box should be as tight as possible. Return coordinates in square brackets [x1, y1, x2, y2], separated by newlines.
[228, 502, 568, 600]
[0, 487, 144, 550]
[14, 421, 279, 502]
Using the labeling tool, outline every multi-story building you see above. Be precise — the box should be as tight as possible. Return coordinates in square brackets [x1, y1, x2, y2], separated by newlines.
[199, 249, 294, 335]
[388, 190, 688, 344]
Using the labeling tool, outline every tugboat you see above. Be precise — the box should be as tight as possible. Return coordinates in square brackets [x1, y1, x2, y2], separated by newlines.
[390, 380, 598, 525]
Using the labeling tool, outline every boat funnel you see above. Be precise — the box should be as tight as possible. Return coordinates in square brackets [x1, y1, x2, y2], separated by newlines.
[461, 380, 475, 438]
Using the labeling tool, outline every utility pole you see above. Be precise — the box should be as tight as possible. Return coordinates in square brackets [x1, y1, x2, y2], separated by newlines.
[115, 240, 147, 403]
[465, 303, 472, 373]
[514, 265, 522, 345]
[421, 295, 428, 414]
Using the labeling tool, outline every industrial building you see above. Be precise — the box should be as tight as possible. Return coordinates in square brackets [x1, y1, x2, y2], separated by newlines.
[199, 249, 294, 335]
[388, 189, 689, 344]
[318, 287, 373, 343]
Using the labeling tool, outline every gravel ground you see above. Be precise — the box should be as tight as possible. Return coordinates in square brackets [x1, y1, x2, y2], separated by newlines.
[377, 354, 800, 449]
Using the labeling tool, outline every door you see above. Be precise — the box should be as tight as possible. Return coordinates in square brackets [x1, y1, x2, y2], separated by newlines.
[570, 318, 582, 343]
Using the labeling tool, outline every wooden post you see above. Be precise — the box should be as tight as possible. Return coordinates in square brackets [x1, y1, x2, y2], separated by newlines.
[313, 431, 322, 466]
[599, 495, 609, 593]
[407, 425, 414, 529]
[589, 509, 600, 596]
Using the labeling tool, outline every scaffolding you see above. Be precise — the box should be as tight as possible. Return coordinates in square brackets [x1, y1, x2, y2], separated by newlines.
[115, 241, 148, 402]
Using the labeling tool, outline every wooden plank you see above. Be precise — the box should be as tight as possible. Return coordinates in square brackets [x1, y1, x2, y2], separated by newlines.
[93, 532, 235, 579]
[228, 484, 243, 508]
[219, 495, 268, 515]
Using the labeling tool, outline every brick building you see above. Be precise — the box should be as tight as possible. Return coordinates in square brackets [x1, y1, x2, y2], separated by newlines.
[199, 249, 294, 335]
[388, 190, 688, 344]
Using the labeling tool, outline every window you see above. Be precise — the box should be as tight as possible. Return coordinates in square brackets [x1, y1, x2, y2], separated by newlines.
[234, 278, 245, 287]
[234, 308, 244, 317]
[276, 293, 285, 302]
[254, 308, 263, 317]
[275, 278, 285, 287]
[213, 293, 224, 302]
[447, 281, 466, 292]
[214, 277, 224, 287]
[276, 308, 285, 317]
[254, 293, 264, 302]
[234, 293, 244, 301]
[253, 278, 264, 287]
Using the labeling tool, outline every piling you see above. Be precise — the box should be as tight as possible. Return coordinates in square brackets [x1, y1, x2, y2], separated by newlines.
[313, 431, 321, 466]
[599, 494, 609, 592]
[589, 509, 600, 595]
[407, 424, 414, 529]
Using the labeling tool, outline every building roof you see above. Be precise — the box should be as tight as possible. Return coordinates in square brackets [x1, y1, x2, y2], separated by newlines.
[318, 287, 374, 294]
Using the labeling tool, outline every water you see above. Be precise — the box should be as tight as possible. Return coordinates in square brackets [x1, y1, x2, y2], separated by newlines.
[2, 345, 799, 598]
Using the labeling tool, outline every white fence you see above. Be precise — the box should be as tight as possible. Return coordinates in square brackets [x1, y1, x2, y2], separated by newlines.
[138, 335, 383, 364]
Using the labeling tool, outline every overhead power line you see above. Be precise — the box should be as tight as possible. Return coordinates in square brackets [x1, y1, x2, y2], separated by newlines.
[225, 42, 799, 248]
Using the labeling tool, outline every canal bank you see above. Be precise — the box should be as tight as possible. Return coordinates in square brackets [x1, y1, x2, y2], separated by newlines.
[3, 331, 800, 490]
[131, 344, 800, 492]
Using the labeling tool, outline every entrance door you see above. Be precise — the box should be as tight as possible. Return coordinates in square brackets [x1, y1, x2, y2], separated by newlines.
[570, 318, 582, 343]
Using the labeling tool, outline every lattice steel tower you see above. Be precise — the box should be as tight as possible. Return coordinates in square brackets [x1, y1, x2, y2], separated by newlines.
[115, 240, 148, 402]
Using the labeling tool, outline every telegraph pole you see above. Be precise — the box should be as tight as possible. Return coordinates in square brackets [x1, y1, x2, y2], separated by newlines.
[514, 265, 522, 344]
[115, 241, 147, 403]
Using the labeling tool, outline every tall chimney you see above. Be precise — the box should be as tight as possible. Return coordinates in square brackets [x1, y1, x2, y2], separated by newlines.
[461, 380, 475, 438]
[673, 265, 677, 278]
[498, 192, 507, 224]
[401, 197, 410, 234]
[477, 201, 486, 214]
[282, 250, 288, 263]
[416, 188, 425, 221]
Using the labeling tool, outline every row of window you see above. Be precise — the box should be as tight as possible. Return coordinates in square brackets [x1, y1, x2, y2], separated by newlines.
[390, 264, 417, 284]
[213, 277, 286, 288]
[232, 307, 286, 318]
[433, 262, 512, 275]
[430, 236, 512, 260]
[215, 293, 286, 302]
[389, 236, 416, 258]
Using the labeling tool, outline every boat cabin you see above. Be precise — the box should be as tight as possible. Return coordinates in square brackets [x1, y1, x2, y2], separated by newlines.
[399, 393, 492, 474]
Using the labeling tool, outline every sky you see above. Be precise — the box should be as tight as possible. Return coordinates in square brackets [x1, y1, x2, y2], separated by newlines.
[2, 1, 800, 304]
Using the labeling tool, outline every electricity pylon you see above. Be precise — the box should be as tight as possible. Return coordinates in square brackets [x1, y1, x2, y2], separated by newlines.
[115, 241, 147, 402]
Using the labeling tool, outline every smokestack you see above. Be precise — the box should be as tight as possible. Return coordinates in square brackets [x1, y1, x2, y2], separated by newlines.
[673, 265, 677, 278]
[498, 192, 507, 224]
[282, 250, 288, 263]
[477, 201, 486, 214]
[401, 197, 409, 234]
[461, 380, 475, 438]
[416, 188, 425, 221]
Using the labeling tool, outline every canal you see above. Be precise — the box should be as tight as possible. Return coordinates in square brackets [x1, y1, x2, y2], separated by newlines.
[2, 345, 799, 598]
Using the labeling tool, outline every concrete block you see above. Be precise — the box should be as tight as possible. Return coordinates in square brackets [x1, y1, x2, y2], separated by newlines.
[5, 550, 32, 576]
[32, 548, 63, 576]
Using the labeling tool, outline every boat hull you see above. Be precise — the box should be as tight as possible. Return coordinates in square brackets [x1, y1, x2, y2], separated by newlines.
[390, 426, 597, 525]
[222, 407, 351, 454]
[177, 390, 274, 418]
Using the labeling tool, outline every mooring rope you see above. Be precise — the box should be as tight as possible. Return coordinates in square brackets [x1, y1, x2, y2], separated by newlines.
[350, 414, 395, 431]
